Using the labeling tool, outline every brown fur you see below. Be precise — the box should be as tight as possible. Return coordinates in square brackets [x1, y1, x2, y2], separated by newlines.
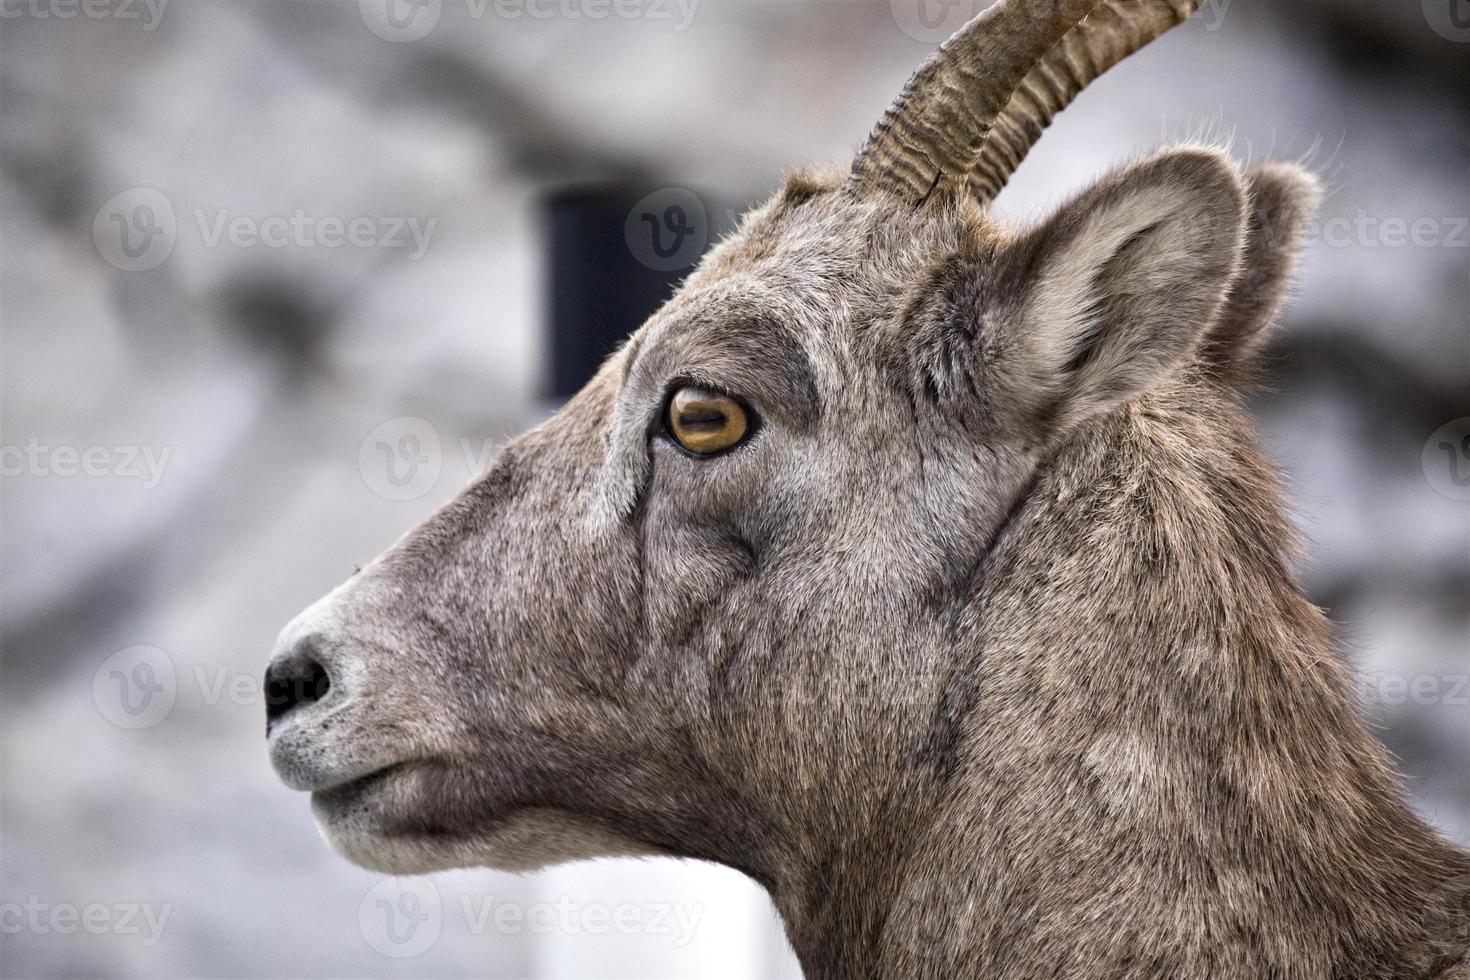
[266, 135, 1470, 980]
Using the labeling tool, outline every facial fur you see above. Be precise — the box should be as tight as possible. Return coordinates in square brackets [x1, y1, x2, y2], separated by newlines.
[272, 144, 1257, 872]
[267, 148, 1470, 977]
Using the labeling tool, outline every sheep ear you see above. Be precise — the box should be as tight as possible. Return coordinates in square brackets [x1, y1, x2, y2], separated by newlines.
[993, 148, 1248, 437]
[1200, 162, 1322, 374]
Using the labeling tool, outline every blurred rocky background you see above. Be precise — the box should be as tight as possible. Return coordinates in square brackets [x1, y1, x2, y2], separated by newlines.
[1, 0, 1466, 976]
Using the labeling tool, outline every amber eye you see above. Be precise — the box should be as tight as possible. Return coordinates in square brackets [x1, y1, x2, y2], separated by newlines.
[666, 386, 750, 455]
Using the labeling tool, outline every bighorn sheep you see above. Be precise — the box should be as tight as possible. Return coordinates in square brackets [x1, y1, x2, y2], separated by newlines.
[265, 1, 1470, 975]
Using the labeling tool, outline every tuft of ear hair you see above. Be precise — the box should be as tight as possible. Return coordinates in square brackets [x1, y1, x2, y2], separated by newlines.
[992, 147, 1249, 439]
[1201, 162, 1322, 376]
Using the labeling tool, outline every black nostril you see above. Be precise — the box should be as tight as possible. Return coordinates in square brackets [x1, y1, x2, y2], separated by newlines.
[264, 649, 332, 735]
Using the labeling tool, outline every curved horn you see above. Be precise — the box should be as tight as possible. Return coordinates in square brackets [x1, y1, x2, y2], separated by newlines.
[850, 0, 1203, 205]
[968, 0, 1204, 203]
[849, 0, 1100, 202]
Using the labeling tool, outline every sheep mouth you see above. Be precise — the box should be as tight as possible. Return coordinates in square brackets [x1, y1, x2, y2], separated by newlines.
[310, 757, 502, 836]
[310, 761, 414, 810]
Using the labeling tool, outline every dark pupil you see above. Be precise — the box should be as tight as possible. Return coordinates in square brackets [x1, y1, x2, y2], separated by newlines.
[678, 408, 727, 431]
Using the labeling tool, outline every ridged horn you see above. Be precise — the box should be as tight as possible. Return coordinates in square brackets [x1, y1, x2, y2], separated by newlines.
[968, 0, 1205, 203]
[849, 0, 1099, 202]
[850, 0, 1203, 205]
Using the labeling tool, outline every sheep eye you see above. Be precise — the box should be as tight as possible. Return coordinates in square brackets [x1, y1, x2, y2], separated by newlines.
[666, 387, 750, 455]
